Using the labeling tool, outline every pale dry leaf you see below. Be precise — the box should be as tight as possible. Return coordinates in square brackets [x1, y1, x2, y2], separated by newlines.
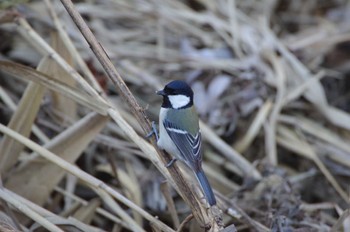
[48, 31, 77, 124]
[0, 57, 48, 174]
[315, 143, 350, 169]
[95, 189, 145, 232]
[96, 163, 143, 214]
[72, 198, 101, 224]
[207, 75, 231, 101]
[5, 113, 109, 206]
[277, 125, 349, 203]
[200, 122, 261, 179]
[0, 211, 18, 232]
[0, 188, 63, 232]
[96, 162, 144, 226]
[193, 75, 231, 116]
[31, 216, 106, 232]
[8, 36, 41, 66]
[180, 38, 232, 60]
[272, 30, 350, 130]
[0, 61, 109, 115]
[294, 116, 350, 154]
[125, 160, 143, 226]
[234, 100, 272, 153]
[0, 85, 50, 143]
[192, 81, 207, 115]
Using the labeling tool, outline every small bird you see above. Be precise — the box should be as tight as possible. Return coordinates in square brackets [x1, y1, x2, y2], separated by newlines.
[154, 80, 216, 206]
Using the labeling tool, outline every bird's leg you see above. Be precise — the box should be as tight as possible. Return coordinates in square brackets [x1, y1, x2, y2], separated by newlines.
[146, 121, 159, 141]
[166, 158, 177, 168]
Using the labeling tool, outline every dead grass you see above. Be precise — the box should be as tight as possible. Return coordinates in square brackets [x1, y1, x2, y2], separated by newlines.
[0, 0, 349, 231]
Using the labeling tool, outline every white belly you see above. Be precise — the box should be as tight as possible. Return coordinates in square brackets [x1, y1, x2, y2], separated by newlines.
[157, 108, 182, 159]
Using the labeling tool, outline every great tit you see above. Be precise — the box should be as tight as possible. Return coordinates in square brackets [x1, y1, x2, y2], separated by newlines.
[155, 80, 216, 206]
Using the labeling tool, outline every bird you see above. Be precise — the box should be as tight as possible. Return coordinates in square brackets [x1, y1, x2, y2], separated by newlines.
[152, 80, 216, 206]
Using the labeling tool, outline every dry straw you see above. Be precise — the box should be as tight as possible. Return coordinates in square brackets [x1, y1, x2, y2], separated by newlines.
[0, 0, 349, 231]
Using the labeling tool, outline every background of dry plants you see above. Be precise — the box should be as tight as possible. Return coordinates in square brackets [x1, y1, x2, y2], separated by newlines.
[0, 0, 350, 231]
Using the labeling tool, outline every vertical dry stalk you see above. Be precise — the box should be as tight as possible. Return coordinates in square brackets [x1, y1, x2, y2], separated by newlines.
[59, 0, 222, 228]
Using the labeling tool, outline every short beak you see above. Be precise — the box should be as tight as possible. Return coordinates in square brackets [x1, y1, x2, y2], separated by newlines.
[156, 89, 165, 96]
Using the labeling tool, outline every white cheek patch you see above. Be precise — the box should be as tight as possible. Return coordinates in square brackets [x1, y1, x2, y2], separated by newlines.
[168, 95, 190, 109]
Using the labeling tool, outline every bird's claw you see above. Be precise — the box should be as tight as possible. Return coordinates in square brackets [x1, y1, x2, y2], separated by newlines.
[146, 121, 159, 141]
[166, 158, 177, 168]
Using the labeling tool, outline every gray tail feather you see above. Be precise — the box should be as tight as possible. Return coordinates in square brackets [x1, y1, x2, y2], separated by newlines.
[195, 169, 216, 206]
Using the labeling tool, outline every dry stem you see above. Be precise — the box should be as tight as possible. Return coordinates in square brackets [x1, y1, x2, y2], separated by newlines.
[59, 0, 222, 228]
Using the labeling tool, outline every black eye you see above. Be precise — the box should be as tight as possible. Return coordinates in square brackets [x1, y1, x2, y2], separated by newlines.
[165, 87, 176, 95]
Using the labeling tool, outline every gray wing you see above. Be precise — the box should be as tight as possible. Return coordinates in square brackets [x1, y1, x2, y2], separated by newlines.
[163, 119, 202, 170]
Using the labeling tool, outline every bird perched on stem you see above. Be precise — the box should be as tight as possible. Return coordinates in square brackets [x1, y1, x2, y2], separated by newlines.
[150, 80, 216, 206]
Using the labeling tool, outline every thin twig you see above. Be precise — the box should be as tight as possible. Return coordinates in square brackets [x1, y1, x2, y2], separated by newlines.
[160, 182, 180, 229]
[177, 214, 194, 232]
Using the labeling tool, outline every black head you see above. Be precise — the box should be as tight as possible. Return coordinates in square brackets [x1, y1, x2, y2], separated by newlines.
[157, 80, 194, 109]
